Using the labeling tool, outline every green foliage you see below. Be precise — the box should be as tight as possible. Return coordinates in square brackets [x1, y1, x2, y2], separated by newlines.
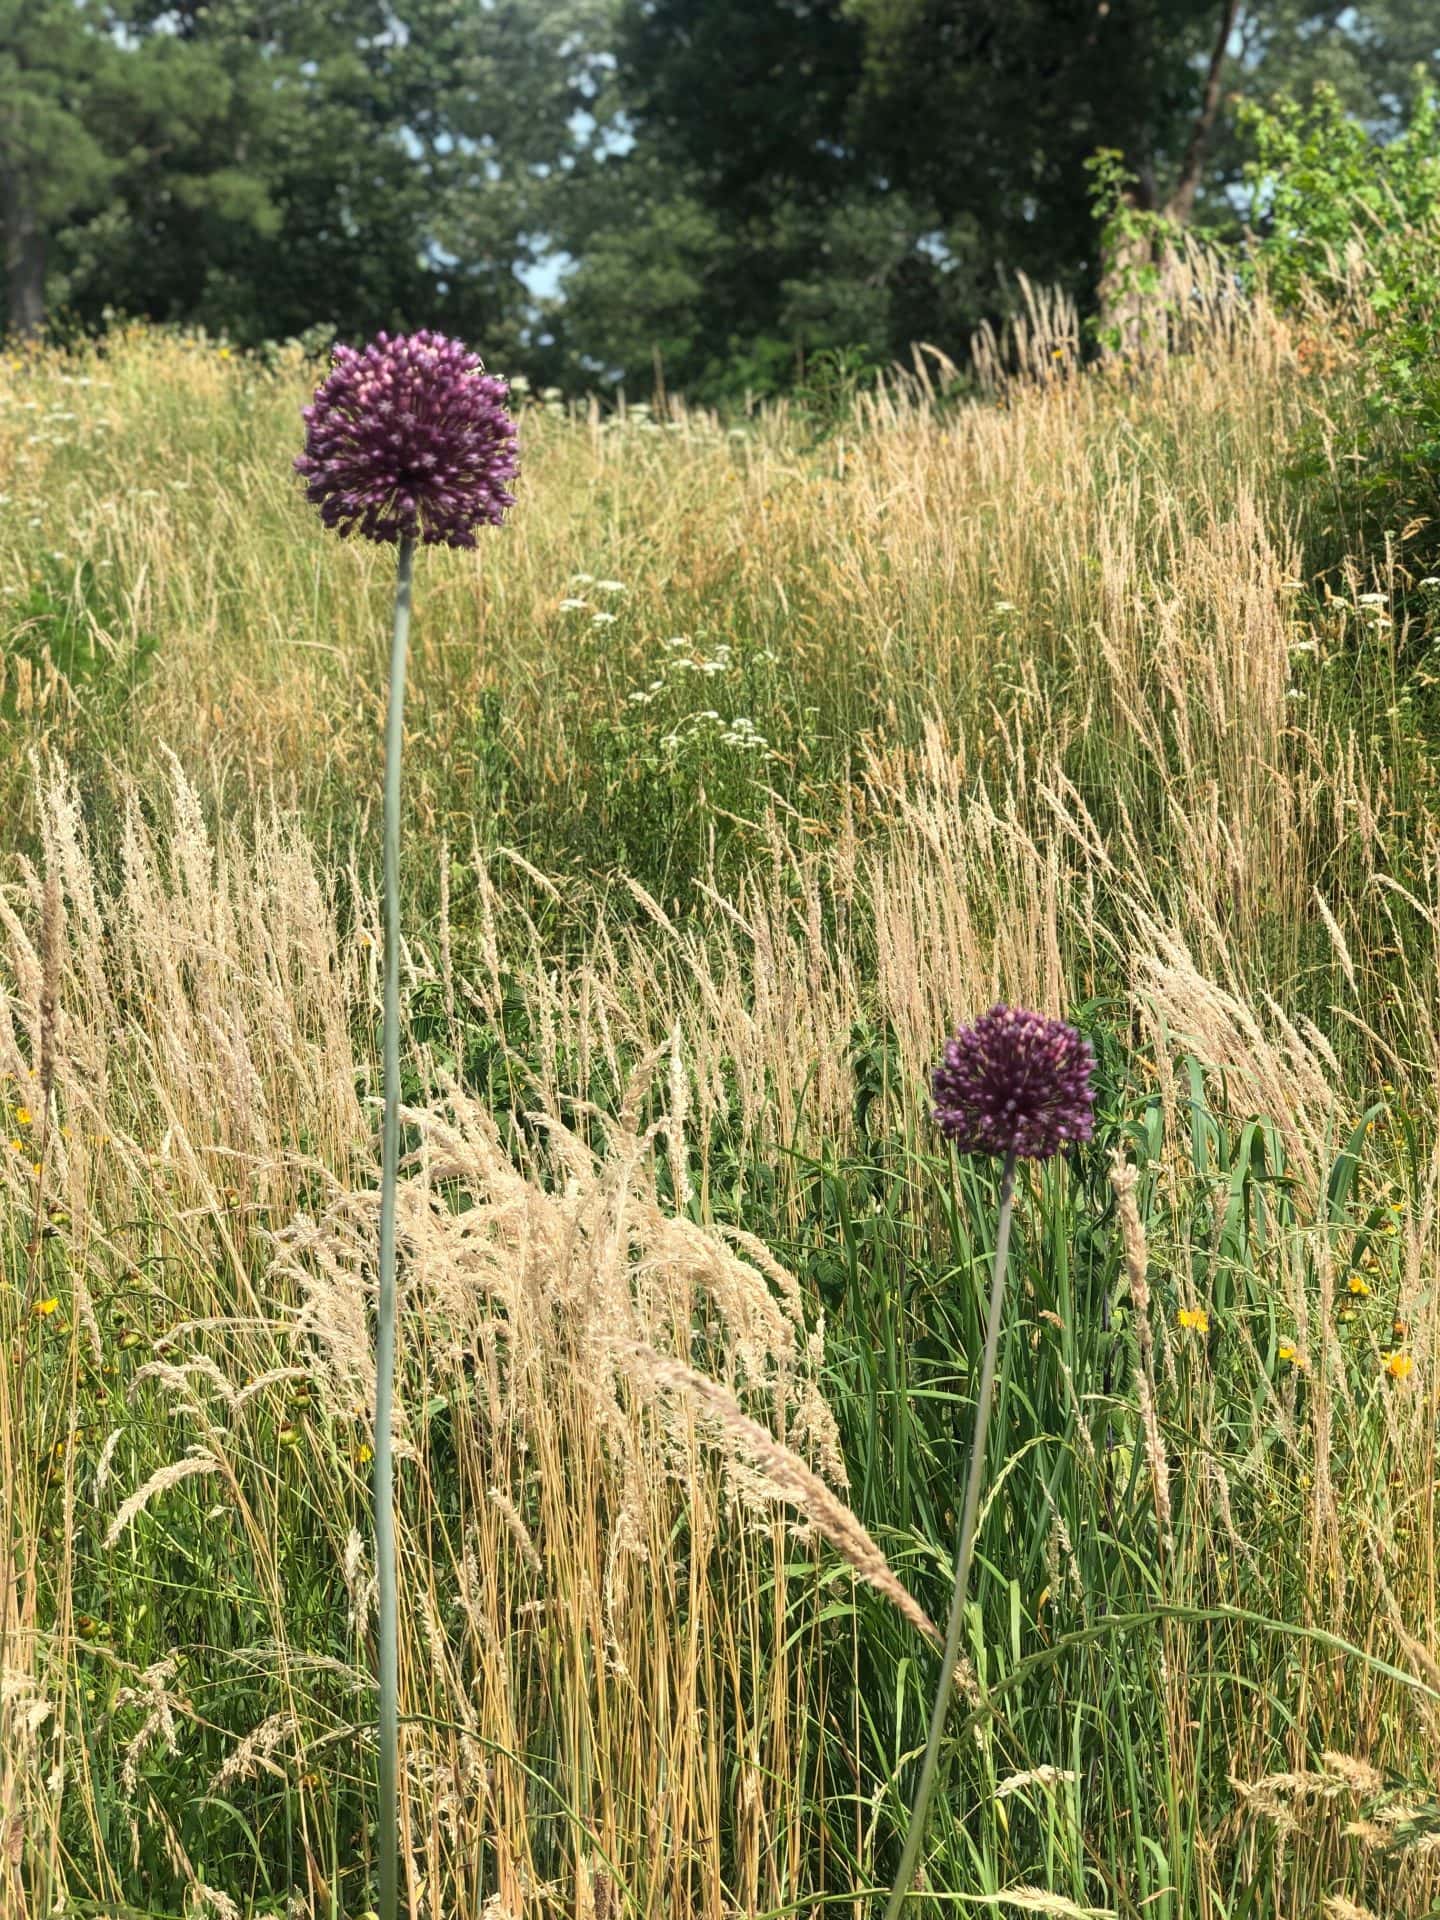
[2, 553, 157, 724]
[1083, 149, 1185, 354]
[3, 0, 614, 362]
[1242, 81, 1440, 480]
[791, 341, 886, 440]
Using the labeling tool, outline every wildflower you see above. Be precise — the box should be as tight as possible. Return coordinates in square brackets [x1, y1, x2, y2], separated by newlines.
[32, 1297, 59, 1317]
[595, 579, 626, 593]
[1278, 1341, 1304, 1367]
[295, 330, 518, 547]
[1348, 1274, 1371, 1297]
[1383, 1351, 1414, 1381]
[896, 1005, 1104, 1917]
[14, 1107, 32, 1127]
[297, 326, 519, 1920]
[1178, 1307, 1210, 1335]
[558, 597, 588, 611]
[931, 1005, 1095, 1160]
[355, 1440, 375, 1465]
[591, 611, 618, 625]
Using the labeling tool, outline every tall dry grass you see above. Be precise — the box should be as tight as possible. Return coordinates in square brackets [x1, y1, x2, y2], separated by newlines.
[2, 293, 1438, 1916]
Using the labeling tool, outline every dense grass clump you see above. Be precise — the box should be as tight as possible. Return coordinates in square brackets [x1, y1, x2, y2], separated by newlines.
[2, 300, 1439, 1920]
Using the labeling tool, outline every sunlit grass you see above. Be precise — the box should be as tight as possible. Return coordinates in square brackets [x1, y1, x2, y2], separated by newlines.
[1, 308, 1438, 1919]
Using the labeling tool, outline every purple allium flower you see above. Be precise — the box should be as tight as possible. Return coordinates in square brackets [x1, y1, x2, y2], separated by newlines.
[295, 330, 518, 548]
[932, 1005, 1096, 1160]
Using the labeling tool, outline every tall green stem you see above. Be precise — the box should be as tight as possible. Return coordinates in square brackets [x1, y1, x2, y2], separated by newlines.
[883, 1147, 1019, 1919]
[375, 532, 415, 1920]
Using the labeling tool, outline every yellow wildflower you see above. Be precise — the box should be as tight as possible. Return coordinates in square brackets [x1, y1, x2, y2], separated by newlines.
[1348, 1274, 1371, 1297]
[1278, 1342, 1304, 1368]
[354, 1440, 374, 1466]
[32, 1297, 59, 1317]
[1384, 1351, 1414, 1381]
[14, 1106, 32, 1127]
[1178, 1307, 1210, 1334]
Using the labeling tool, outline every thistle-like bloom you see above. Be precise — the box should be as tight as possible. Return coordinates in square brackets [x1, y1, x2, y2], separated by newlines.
[932, 1004, 1095, 1160]
[296, 330, 518, 548]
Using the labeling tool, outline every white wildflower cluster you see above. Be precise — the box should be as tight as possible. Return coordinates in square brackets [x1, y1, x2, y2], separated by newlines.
[660, 709, 771, 759]
[628, 635, 728, 707]
[559, 574, 628, 624]
[1353, 591, 1393, 628]
[602, 402, 665, 436]
[719, 714, 768, 751]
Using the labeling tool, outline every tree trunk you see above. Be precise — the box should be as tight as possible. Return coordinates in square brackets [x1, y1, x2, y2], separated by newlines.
[1, 158, 46, 339]
[1164, 0, 1242, 225]
[1097, 0, 1240, 359]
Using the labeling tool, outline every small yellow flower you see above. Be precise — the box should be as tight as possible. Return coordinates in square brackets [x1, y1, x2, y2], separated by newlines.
[1278, 1342, 1305, 1368]
[14, 1107, 32, 1127]
[1178, 1307, 1210, 1334]
[32, 1297, 59, 1317]
[354, 1440, 374, 1465]
[1348, 1274, 1371, 1297]
[8, 1139, 20, 1154]
[1384, 1351, 1414, 1381]
[217, 346, 232, 360]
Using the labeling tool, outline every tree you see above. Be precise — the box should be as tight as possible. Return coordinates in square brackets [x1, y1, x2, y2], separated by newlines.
[0, 1, 115, 336]
[4, 0, 613, 360]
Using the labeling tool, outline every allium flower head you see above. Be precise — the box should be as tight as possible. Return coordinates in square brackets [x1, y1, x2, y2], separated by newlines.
[295, 330, 518, 548]
[931, 1004, 1095, 1160]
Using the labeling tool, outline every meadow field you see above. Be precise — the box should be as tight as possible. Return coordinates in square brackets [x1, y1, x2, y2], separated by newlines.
[2, 283, 1439, 1920]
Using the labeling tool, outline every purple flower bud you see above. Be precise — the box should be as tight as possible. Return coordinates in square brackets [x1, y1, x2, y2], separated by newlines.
[932, 1005, 1096, 1160]
[295, 329, 519, 549]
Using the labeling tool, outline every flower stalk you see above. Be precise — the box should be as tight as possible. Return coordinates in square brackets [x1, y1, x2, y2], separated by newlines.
[295, 329, 516, 1920]
[374, 531, 414, 1920]
[885, 1004, 1095, 1912]
[882, 1148, 1017, 1919]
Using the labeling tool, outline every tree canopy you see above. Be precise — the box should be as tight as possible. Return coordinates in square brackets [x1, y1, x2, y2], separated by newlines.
[1, 0, 1436, 399]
